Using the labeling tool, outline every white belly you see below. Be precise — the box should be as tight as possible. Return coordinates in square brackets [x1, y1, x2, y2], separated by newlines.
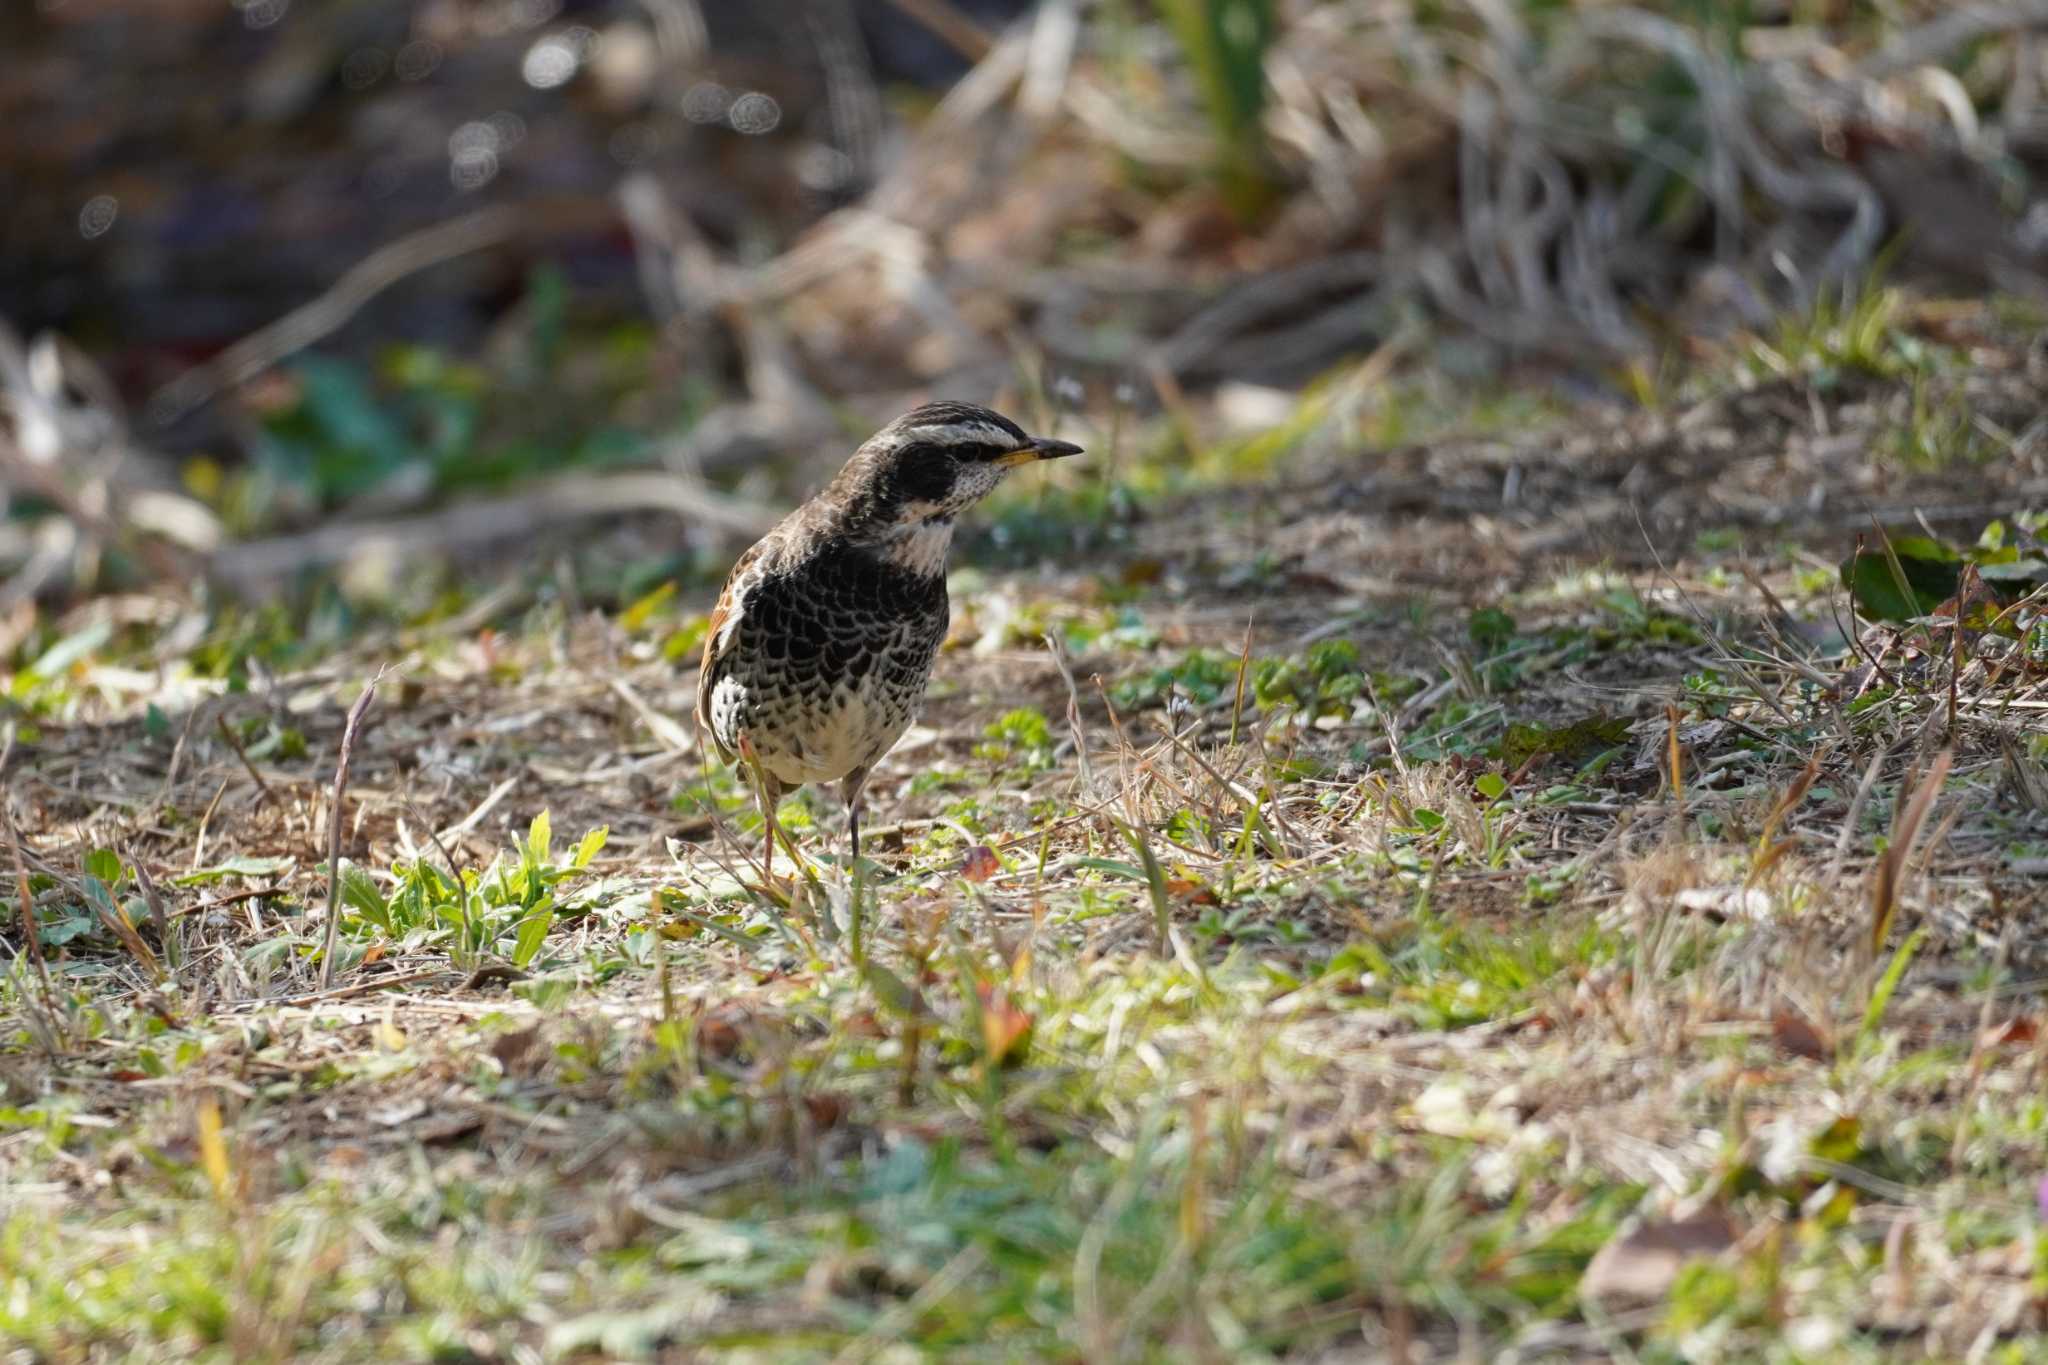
[709, 673, 918, 787]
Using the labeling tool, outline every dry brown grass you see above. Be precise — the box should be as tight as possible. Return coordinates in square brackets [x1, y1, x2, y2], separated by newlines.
[9, 323, 2048, 1358]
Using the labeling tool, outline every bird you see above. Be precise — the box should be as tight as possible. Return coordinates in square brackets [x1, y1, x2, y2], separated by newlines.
[696, 400, 1082, 877]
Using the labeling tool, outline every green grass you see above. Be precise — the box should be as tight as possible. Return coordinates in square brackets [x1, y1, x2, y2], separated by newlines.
[11, 300, 2048, 1359]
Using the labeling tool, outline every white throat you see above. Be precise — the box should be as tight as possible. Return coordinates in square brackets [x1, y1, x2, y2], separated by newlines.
[877, 519, 955, 577]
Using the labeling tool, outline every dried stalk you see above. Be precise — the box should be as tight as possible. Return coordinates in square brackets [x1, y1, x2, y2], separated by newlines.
[3, 793, 63, 1060]
[1869, 749, 1954, 953]
[318, 674, 384, 991]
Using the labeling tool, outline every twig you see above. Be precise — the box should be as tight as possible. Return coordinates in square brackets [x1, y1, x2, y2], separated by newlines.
[436, 775, 518, 845]
[318, 673, 385, 991]
[1870, 749, 1953, 953]
[1229, 613, 1255, 749]
[1828, 744, 1891, 883]
[212, 472, 776, 593]
[155, 697, 205, 812]
[1666, 702, 1685, 839]
[147, 207, 519, 425]
[609, 675, 695, 753]
[1859, 1, 2048, 79]
[190, 777, 229, 870]
[827, 1242, 988, 1365]
[1951, 925, 2013, 1169]
[1019, 0, 1080, 122]
[984, 789, 1139, 857]
[403, 801, 470, 898]
[271, 967, 462, 1009]
[168, 884, 283, 919]
[127, 845, 171, 964]
[214, 715, 276, 804]
[1042, 631, 1094, 797]
[2, 729, 63, 1060]
[879, 0, 994, 62]
[1634, 503, 1795, 726]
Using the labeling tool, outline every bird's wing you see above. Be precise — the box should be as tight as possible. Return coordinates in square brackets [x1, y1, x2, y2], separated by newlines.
[696, 538, 769, 763]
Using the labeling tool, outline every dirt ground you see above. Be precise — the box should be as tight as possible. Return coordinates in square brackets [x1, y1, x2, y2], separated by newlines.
[9, 333, 2048, 1360]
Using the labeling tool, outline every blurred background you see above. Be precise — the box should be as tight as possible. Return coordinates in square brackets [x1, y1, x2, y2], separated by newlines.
[5, 0, 2048, 631]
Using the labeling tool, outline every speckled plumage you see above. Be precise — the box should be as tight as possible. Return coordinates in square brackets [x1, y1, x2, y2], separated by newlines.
[703, 537, 948, 789]
[696, 401, 1081, 868]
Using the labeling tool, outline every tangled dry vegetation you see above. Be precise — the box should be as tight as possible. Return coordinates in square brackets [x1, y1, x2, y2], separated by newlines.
[14, 1, 2048, 601]
[8, 301, 2048, 1358]
[19, 1, 2048, 1359]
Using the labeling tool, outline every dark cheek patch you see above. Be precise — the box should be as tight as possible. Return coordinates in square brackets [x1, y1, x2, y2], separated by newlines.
[885, 444, 958, 506]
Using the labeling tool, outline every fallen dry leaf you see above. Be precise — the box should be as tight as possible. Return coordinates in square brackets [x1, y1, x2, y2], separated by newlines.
[369, 1099, 428, 1128]
[961, 845, 1001, 883]
[489, 1024, 543, 1072]
[841, 1010, 888, 1040]
[1580, 1207, 1741, 1305]
[1772, 1008, 1832, 1061]
[1120, 558, 1165, 586]
[1981, 1018, 2038, 1049]
[1676, 886, 1775, 922]
[375, 1002, 407, 1053]
[697, 1015, 744, 1062]
[802, 1094, 849, 1129]
[415, 1110, 483, 1144]
[977, 982, 1034, 1067]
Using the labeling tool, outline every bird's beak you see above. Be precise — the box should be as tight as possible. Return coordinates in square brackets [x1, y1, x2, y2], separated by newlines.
[994, 436, 1084, 467]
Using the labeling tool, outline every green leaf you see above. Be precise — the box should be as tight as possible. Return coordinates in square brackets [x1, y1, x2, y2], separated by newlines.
[80, 874, 118, 919]
[1468, 606, 1517, 649]
[286, 355, 415, 500]
[527, 263, 568, 370]
[1858, 927, 1925, 1048]
[83, 849, 122, 886]
[27, 620, 112, 679]
[545, 1296, 719, 1360]
[1412, 808, 1446, 831]
[337, 861, 389, 923]
[569, 826, 609, 870]
[243, 937, 297, 972]
[511, 901, 556, 968]
[1306, 638, 1361, 684]
[527, 810, 553, 868]
[1070, 858, 1149, 881]
[1839, 536, 1960, 621]
[1474, 773, 1509, 802]
[1121, 820, 1174, 954]
[173, 855, 293, 886]
[1976, 556, 2048, 585]
[1111, 649, 1241, 711]
[1808, 1116, 1864, 1165]
[620, 582, 675, 632]
[1157, 0, 1277, 218]
[39, 912, 93, 946]
[862, 960, 923, 1018]
[1497, 715, 1631, 768]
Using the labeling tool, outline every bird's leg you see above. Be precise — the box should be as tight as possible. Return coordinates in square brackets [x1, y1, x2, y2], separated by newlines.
[838, 766, 871, 865]
[738, 736, 785, 883]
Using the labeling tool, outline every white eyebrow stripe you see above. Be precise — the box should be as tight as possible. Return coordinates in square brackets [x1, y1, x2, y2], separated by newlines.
[914, 422, 1025, 448]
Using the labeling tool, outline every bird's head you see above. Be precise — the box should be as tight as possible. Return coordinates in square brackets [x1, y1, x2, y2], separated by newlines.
[831, 401, 1082, 533]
